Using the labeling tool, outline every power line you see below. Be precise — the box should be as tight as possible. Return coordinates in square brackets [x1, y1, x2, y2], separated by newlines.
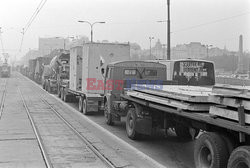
[19, 28, 25, 52]
[172, 11, 250, 33]
[18, 0, 47, 53]
[0, 27, 5, 53]
[23, 0, 47, 33]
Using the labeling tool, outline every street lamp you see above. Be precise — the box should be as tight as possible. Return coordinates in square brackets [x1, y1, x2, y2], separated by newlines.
[149, 37, 154, 58]
[206, 44, 213, 59]
[78, 20, 105, 43]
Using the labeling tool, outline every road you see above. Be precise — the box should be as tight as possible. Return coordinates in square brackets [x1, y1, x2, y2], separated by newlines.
[3, 72, 196, 168]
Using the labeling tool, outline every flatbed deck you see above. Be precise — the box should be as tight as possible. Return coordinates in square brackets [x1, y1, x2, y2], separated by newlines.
[121, 94, 250, 134]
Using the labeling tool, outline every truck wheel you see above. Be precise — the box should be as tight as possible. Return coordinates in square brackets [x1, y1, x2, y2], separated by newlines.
[60, 88, 64, 100]
[57, 87, 61, 97]
[79, 97, 83, 113]
[82, 98, 89, 115]
[227, 146, 250, 168]
[175, 125, 199, 140]
[104, 102, 114, 126]
[194, 132, 228, 168]
[126, 108, 140, 140]
[63, 92, 69, 102]
[48, 84, 51, 93]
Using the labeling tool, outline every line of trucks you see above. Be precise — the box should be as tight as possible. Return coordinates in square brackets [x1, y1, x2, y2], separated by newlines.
[20, 42, 250, 168]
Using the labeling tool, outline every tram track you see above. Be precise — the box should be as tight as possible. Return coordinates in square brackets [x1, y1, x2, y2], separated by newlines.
[18, 87, 53, 168]
[18, 85, 116, 168]
[40, 97, 116, 168]
[0, 79, 8, 119]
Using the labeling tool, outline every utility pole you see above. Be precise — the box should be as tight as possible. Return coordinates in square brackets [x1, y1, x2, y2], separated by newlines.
[167, 0, 171, 60]
[149, 37, 154, 58]
[162, 44, 166, 59]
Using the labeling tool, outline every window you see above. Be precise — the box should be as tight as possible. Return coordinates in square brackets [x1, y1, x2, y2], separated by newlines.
[145, 69, 157, 76]
[124, 69, 136, 75]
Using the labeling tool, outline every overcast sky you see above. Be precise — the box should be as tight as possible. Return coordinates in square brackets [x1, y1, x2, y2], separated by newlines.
[0, 0, 249, 60]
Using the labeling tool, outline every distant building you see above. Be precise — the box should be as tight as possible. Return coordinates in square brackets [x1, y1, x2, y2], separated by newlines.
[39, 37, 70, 56]
[172, 42, 206, 59]
[171, 42, 231, 59]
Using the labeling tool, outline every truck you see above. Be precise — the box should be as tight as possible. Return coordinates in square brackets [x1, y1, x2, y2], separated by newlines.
[43, 51, 70, 94]
[34, 56, 52, 84]
[103, 59, 215, 125]
[59, 42, 131, 114]
[28, 59, 37, 80]
[103, 59, 250, 168]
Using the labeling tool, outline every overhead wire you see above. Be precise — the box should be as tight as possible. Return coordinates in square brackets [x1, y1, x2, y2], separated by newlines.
[23, 0, 47, 33]
[18, 0, 47, 53]
[172, 11, 250, 34]
[0, 28, 5, 53]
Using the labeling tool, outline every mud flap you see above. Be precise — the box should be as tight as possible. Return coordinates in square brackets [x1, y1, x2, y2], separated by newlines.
[135, 117, 152, 136]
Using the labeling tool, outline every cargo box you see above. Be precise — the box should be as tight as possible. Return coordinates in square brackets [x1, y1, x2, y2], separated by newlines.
[69, 46, 83, 91]
[81, 43, 130, 95]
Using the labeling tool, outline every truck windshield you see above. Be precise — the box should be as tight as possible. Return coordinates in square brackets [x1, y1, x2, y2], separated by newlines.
[173, 60, 215, 86]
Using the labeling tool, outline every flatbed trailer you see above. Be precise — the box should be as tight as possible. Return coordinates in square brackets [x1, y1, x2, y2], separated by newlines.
[120, 85, 250, 168]
[59, 85, 104, 113]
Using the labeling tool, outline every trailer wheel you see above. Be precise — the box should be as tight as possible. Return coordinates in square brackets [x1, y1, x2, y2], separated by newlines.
[57, 87, 61, 98]
[60, 88, 64, 100]
[126, 108, 140, 140]
[82, 98, 90, 115]
[79, 96, 83, 113]
[194, 132, 228, 168]
[104, 102, 114, 126]
[63, 90, 69, 102]
[175, 125, 199, 140]
[48, 84, 51, 93]
[227, 146, 250, 168]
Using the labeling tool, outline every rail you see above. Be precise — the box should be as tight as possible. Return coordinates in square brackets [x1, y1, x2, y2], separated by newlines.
[0, 79, 8, 119]
[18, 87, 53, 168]
[18, 85, 116, 168]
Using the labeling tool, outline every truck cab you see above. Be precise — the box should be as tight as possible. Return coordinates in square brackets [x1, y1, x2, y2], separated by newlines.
[103, 60, 168, 125]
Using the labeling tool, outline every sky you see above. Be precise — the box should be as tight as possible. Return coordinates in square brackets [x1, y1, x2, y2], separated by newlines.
[0, 0, 249, 61]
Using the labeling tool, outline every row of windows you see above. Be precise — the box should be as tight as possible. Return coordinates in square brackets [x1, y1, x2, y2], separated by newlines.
[124, 69, 158, 76]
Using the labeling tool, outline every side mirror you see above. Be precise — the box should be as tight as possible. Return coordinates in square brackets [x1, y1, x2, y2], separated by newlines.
[101, 68, 105, 76]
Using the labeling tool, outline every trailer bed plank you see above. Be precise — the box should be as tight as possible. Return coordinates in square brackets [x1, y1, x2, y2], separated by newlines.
[212, 84, 250, 99]
[209, 95, 250, 111]
[209, 106, 250, 124]
[132, 85, 211, 102]
[127, 91, 211, 111]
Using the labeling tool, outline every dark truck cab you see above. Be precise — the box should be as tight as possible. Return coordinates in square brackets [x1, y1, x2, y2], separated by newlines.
[103, 60, 170, 125]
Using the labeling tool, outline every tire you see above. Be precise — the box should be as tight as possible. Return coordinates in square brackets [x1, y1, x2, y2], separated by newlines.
[63, 92, 69, 102]
[175, 124, 199, 140]
[82, 98, 89, 115]
[104, 102, 114, 126]
[227, 146, 250, 168]
[79, 96, 83, 113]
[194, 132, 229, 168]
[57, 87, 61, 98]
[48, 84, 51, 93]
[126, 108, 140, 140]
[60, 88, 64, 100]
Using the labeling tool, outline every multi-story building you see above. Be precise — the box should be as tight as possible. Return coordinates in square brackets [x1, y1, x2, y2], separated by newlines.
[39, 37, 70, 56]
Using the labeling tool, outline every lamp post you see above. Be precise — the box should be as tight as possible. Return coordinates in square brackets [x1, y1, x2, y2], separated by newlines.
[78, 20, 105, 43]
[149, 37, 154, 58]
